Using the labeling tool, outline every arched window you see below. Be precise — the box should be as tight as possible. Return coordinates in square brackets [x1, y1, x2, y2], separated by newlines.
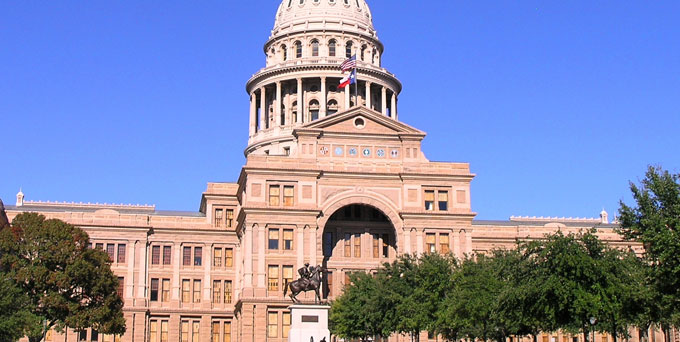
[345, 41, 353, 58]
[281, 45, 287, 61]
[328, 40, 336, 57]
[281, 105, 286, 126]
[327, 100, 339, 115]
[309, 100, 320, 121]
[360, 45, 367, 61]
[294, 41, 302, 58]
[311, 40, 319, 57]
[292, 101, 298, 123]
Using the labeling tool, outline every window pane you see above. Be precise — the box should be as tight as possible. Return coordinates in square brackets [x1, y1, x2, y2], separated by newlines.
[193, 280, 201, 303]
[162, 279, 170, 302]
[214, 248, 222, 267]
[224, 322, 231, 342]
[161, 321, 168, 342]
[344, 233, 351, 257]
[353, 233, 361, 258]
[283, 229, 293, 250]
[225, 249, 233, 267]
[150, 321, 157, 342]
[283, 266, 293, 289]
[214, 208, 223, 227]
[192, 322, 199, 342]
[213, 280, 222, 304]
[438, 191, 448, 211]
[268, 265, 279, 291]
[372, 234, 379, 258]
[268, 229, 279, 250]
[212, 323, 220, 342]
[150, 278, 159, 301]
[117, 277, 124, 298]
[426, 233, 436, 253]
[194, 247, 202, 266]
[269, 185, 280, 206]
[106, 244, 115, 261]
[282, 312, 291, 338]
[440, 234, 450, 254]
[183, 247, 191, 266]
[163, 246, 172, 265]
[152, 246, 160, 265]
[181, 321, 189, 342]
[226, 209, 234, 228]
[224, 281, 232, 304]
[182, 279, 190, 303]
[268, 312, 278, 338]
[283, 186, 294, 206]
[117, 244, 126, 263]
[424, 190, 435, 211]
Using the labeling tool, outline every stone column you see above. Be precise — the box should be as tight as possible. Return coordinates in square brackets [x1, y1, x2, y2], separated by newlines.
[137, 241, 148, 299]
[402, 228, 411, 254]
[297, 225, 304, 269]
[249, 92, 257, 135]
[172, 242, 181, 300]
[344, 82, 350, 109]
[204, 244, 211, 303]
[453, 231, 462, 260]
[416, 229, 423, 255]
[365, 81, 372, 109]
[275, 81, 282, 126]
[381, 86, 387, 115]
[308, 226, 318, 265]
[257, 224, 266, 288]
[297, 78, 303, 124]
[244, 225, 253, 287]
[320, 77, 327, 118]
[126, 240, 135, 300]
[391, 93, 398, 120]
[259, 87, 267, 130]
[466, 229, 473, 255]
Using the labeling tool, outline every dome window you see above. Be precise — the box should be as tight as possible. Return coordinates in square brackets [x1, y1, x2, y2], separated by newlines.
[328, 40, 336, 57]
[329, 0, 336, 3]
[344, 0, 349, 5]
[288, 0, 293, 7]
[294, 41, 302, 58]
[311, 39, 319, 57]
[360, 45, 367, 61]
[299, 0, 305, 5]
[327, 100, 339, 115]
[345, 41, 353, 58]
[309, 100, 320, 121]
[281, 45, 287, 61]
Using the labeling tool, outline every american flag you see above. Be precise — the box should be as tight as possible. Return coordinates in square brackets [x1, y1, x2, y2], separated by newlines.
[340, 55, 357, 72]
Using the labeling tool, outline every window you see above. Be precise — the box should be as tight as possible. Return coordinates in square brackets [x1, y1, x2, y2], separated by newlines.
[162, 279, 170, 302]
[149, 319, 169, 342]
[79, 330, 87, 342]
[268, 265, 279, 291]
[193, 280, 201, 303]
[194, 247, 202, 266]
[361, 45, 366, 61]
[163, 246, 171, 265]
[425, 189, 449, 211]
[353, 233, 361, 257]
[225, 248, 233, 267]
[149, 322, 157, 342]
[192, 322, 199, 342]
[382, 233, 389, 257]
[269, 229, 280, 250]
[438, 191, 449, 211]
[161, 321, 168, 342]
[181, 321, 189, 342]
[106, 244, 115, 261]
[214, 248, 222, 267]
[283, 186, 294, 206]
[224, 322, 232, 342]
[281, 44, 287, 61]
[268, 312, 278, 338]
[373, 234, 380, 258]
[182, 279, 190, 303]
[152, 246, 161, 265]
[117, 277, 124, 298]
[282, 312, 291, 338]
[212, 322, 220, 342]
[346, 41, 353, 58]
[96, 243, 103, 250]
[327, 99, 338, 115]
[150, 279, 159, 301]
[183, 247, 191, 266]
[92, 330, 98, 342]
[269, 185, 280, 206]
[117, 244, 126, 263]
[213, 280, 222, 304]
[344, 233, 351, 257]
[329, 40, 336, 57]
[214, 208, 223, 227]
[283, 265, 294, 289]
[424, 190, 435, 211]
[295, 41, 302, 58]
[440, 233, 450, 254]
[426, 233, 436, 253]
[226, 209, 234, 228]
[311, 40, 319, 57]
[309, 100, 320, 121]
[224, 280, 232, 304]
[283, 229, 294, 250]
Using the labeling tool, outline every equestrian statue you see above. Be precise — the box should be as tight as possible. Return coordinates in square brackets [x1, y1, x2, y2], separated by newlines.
[284, 263, 326, 304]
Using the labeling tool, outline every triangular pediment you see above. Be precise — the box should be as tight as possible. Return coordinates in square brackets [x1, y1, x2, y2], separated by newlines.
[295, 106, 425, 137]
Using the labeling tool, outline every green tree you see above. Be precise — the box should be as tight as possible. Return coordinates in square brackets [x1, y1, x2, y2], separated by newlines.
[329, 272, 387, 341]
[0, 213, 126, 342]
[0, 274, 41, 342]
[619, 166, 680, 340]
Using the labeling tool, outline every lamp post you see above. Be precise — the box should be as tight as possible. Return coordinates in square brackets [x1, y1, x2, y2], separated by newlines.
[589, 317, 597, 342]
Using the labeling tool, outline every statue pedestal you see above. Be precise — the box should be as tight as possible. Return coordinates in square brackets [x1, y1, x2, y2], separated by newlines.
[288, 304, 330, 342]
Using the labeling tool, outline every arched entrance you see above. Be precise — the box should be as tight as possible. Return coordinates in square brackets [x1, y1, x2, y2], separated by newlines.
[321, 204, 397, 299]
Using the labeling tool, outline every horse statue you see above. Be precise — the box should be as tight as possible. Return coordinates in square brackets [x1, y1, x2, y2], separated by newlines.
[284, 264, 325, 304]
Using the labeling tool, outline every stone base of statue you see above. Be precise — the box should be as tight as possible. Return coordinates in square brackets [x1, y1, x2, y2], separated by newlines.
[288, 304, 330, 342]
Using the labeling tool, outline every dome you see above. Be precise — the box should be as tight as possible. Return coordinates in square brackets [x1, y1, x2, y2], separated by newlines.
[273, 0, 375, 37]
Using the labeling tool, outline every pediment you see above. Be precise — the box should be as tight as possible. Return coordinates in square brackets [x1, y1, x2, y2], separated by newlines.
[295, 107, 425, 137]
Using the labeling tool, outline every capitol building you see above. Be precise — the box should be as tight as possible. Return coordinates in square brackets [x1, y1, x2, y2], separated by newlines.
[5, 1, 653, 342]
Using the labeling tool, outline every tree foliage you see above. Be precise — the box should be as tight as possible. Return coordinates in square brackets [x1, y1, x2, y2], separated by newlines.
[0, 213, 126, 342]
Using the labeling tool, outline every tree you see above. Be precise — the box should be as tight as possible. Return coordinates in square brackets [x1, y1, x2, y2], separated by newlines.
[0, 274, 41, 342]
[0, 213, 126, 342]
[329, 272, 387, 341]
[619, 166, 680, 339]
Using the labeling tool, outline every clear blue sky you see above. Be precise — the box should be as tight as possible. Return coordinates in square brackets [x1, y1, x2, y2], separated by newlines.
[2, 1, 679, 220]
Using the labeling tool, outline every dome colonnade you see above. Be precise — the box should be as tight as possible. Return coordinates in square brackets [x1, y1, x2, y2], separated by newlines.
[245, 0, 402, 155]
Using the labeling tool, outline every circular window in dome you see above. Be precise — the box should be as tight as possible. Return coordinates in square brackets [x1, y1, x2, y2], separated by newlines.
[354, 117, 366, 129]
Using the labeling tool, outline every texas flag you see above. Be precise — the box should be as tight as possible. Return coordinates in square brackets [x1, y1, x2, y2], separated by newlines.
[338, 69, 356, 89]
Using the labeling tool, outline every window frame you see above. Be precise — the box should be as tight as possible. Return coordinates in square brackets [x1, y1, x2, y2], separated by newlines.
[423, 188, 450, 212]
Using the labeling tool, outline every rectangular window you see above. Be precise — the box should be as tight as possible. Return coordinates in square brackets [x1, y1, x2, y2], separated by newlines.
[226, 209, 234, 228]
[283, 265, 293, 289]
[106, 244, 115, 261]
[183, 247, 191, 266]
[150, 278, 159, 302]
[426, 233, 436, 254]
[91, 330, 98, 342]
[372, 234, 379, 258]
[223, 322, 231, 342]
[267, 312, 278, 338]
[192, 322, 199, 342]
[149, 322, 157, 342]
[282, 312, 291, 338]
[440, 233, 450, 254]
[283, 186, 294, 206]
[283, 229, 294, 250]
[117, 277, 124, 298]
[212, 323, 220, 342]
[225, 248, 233, 267]
[438, 191, 449, 211]
[353, 233, 361, 258]
[181, 321, 189, 342]
[268, 265, 279, 291]
[182, 279, 190, 303]
[151, 246, 161, 265]
[193, 280, 201, 303]
[268, 229, 280, 250]
[117, 244, 126, 263]
[344, 233, 351, 257]
[269, 185, 280, 206]
[214, 208, 223, 227]
[161, 321, 168, 342]
[162, 279, 170, 302]
[382, 233, 389, 257]
[163, 246, 171, 265]
[96, 243, 103, 250]
[214, 248, 222, 267]
[194, 247, 202, 266]
[224, 280, 232, 304]
[424, 190, 435, 211]
[213, 280, 222, 304]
